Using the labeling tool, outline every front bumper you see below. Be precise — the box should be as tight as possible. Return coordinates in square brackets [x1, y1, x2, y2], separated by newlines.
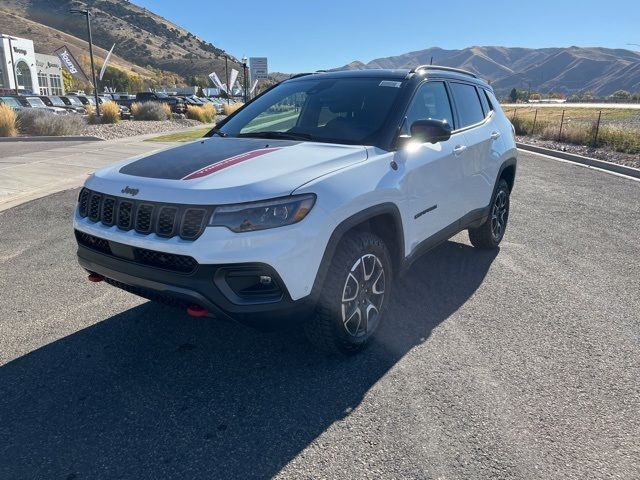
[77, 237, 315, 327]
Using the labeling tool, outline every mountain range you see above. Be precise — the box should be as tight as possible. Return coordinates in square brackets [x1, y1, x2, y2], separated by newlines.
[0, 0, 243, 86]
[339, 46, 640, 96]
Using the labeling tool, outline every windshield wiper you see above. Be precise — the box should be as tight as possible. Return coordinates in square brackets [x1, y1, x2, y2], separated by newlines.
[238, 131, 312, 141]
[207, 128, 227, 137]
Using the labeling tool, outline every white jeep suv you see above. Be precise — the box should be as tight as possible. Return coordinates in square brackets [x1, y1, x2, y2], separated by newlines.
[74, 66, 517, 354]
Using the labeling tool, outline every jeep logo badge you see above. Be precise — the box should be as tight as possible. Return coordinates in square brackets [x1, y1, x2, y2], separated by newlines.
[121, 186, 139, 196]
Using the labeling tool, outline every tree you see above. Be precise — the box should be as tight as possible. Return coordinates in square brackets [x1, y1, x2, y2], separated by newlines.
[612, 90, 631, 99]
[509, 88, 518, 102]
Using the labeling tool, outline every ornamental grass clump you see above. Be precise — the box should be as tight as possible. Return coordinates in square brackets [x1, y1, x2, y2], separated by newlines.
[0, 103, 17, 137]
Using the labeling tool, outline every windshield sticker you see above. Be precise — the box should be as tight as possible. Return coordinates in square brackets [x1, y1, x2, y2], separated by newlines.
[379, 80, 402, 88]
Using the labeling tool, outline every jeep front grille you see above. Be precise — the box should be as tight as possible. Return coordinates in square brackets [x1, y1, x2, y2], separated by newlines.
[75, 230, 198, 274]
[77, 188, 211, 241]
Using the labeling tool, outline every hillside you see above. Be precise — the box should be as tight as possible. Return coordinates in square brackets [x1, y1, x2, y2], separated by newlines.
[337, 46, 640, 96]
[0, 0, 244, 87]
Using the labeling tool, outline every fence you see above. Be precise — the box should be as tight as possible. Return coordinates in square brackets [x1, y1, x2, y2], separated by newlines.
[502, 107, 640, 155]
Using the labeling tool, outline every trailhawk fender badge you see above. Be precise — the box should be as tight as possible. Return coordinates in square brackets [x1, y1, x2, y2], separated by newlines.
[121, 186, 140, 196]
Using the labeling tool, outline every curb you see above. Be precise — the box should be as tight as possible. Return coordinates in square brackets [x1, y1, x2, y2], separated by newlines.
[516, 142, 640, 180]
[0, 135, 103, 142]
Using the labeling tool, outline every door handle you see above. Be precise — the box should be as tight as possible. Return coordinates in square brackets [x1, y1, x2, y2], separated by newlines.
[453, 145, 467, 156]
[490, 131, 501, 140]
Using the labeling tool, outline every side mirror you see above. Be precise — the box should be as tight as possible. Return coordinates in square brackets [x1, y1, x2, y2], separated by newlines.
[410, 118, 452, 144]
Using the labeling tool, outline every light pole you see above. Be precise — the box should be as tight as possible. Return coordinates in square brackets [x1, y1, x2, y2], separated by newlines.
[241, 55, 248, 103]
[224, 54, 230, 104]
[70, 8, 100, 116]
[1, 35, 20, 95]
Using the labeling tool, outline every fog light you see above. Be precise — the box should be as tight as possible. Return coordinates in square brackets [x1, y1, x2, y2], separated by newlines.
[259, 275, 272, 285]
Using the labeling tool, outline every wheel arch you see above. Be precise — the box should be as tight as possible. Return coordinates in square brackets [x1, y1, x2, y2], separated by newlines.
[310, 203, 405, 299]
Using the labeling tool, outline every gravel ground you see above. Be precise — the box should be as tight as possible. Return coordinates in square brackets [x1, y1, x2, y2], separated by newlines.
[82, 119, 205, 140]
[516, 135, 640, 169]
[0, 152, 638, 479]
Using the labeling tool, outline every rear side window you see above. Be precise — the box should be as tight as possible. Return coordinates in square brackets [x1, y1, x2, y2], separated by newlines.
[450, 82, 485, 128]
[403, 81, 454, 133]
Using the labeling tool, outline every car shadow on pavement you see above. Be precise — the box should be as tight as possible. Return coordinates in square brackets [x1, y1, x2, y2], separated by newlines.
[0, 240, 497, 479]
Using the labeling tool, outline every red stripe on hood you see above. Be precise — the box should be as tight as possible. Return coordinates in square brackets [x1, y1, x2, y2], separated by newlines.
[182, 147, 282, 180]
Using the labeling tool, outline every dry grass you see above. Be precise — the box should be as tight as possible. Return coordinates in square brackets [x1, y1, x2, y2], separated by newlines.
[504, 105, 640, 154]
[17, 110, 85, 136]
[101, 101, 121, 124]
[0, 103, 17, 137]
[131, 101, 171, 121]
[223, 103, 243, 116]
[186, 104, 216, 123]
[86, 104, 98, 124]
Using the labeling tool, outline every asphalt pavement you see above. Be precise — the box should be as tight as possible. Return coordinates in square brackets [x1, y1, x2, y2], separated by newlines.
[0, 152, 638, 479]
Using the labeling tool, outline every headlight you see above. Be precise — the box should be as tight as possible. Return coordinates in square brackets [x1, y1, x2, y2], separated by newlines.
[209, 194, 316, 232]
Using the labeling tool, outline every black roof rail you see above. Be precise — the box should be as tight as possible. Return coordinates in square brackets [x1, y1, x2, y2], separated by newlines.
[410, 65, 477, 78]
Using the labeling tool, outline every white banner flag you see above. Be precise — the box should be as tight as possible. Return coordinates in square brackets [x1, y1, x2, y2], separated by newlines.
[208, 72, 227, 93]
[99, 43, 116, 81]
[249, 79, 259, 94]
[228, 69, 239, 94]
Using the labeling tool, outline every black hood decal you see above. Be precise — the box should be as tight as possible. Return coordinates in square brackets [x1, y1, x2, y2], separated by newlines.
[119, 137, 299, 180]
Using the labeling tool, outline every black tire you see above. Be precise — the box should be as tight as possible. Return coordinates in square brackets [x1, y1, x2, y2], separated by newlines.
[305, 231, 392, 355]
[468, 178, 510, 249]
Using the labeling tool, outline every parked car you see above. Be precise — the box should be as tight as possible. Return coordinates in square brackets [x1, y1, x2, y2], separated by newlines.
[18, 96, 69, 115]
[74, 66, 517, 354]
[135, 91, 186, 113]
[76, 94, 132, 120]
[59, 96, 87, 114]
[40, 95, 83, 114]
[0, 96, 25, 112]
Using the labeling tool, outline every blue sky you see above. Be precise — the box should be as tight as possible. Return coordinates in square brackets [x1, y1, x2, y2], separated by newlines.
[132, 0, 640, 72]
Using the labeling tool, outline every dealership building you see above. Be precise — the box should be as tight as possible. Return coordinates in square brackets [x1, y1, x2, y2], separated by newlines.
[0, 34, 65, 96]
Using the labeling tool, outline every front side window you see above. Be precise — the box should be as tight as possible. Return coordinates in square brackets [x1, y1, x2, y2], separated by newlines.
[219, 77, 403, 145]
[403, 81, 454, 133]
[449, 82, 485, 128]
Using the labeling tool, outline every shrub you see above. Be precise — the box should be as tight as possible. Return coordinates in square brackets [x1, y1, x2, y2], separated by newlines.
[511, 116, 549, 136]
[0, 103, 17, 137]
[86, 104, 98, 124]
[100, 101, 121, 124]
[223, 102, 243, 116]
[131, 101, 170, 121]
[17, 109, 85, 136]
[186, 104, 216, 123]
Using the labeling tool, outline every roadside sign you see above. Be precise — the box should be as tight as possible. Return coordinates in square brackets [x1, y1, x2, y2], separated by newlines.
[249, 57, 268, 83]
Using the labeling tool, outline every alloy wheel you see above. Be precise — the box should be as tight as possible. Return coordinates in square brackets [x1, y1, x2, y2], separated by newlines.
[341, 254, 385, 338]
[491, 189, 509, 240]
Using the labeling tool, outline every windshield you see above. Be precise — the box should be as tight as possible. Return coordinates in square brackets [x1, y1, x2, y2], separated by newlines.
[219, 77, 403, 145]
[155, 92, 169, 98]
[0, 97, 20, 107]
[26, 97, 46, 107]
[65, 97, 83, 106]
[48, 96, 65, 107]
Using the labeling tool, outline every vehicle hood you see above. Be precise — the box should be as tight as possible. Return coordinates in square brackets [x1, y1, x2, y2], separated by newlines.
[87, 137, 368, 204]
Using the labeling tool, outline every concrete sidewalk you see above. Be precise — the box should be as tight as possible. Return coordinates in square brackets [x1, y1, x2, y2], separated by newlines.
[0, 133, 185, 212]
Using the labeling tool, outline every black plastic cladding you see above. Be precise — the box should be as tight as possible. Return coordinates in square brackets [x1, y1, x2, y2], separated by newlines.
[77, 188, 211, 241]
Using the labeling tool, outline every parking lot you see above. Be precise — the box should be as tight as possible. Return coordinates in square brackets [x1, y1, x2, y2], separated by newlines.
[0, 152, 638, 479]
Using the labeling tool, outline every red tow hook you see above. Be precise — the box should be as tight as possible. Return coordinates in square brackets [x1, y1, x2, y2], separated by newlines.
[88, 273, 104, 282]
[187, 305, 209, 317]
